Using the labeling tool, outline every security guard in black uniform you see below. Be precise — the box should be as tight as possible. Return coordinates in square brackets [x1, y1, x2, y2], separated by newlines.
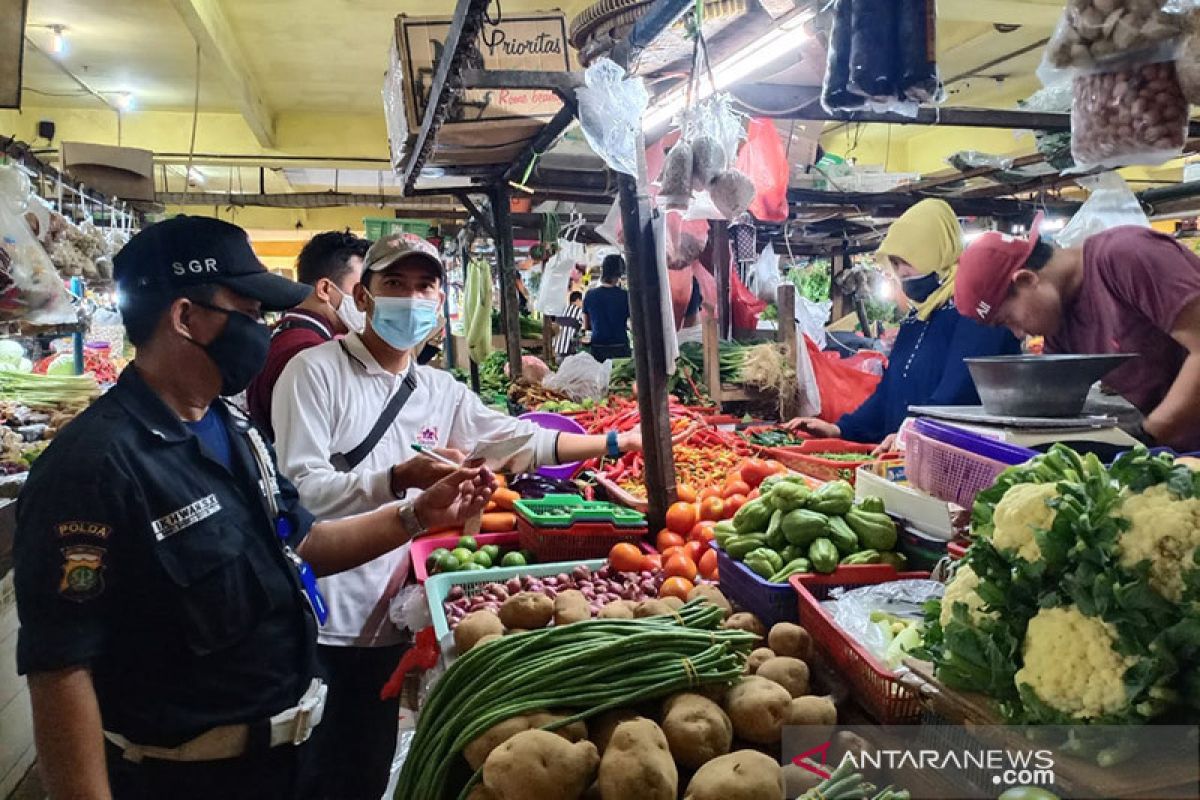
[13, 216, 494, 800]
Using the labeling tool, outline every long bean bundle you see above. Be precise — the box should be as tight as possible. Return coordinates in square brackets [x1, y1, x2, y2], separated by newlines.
[0, 371, 98, 406]
[394, 600, 756, 800]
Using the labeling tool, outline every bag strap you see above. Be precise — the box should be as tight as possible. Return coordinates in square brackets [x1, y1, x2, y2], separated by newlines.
[272, 315, 332, 341]
[331, 356, 418, 473]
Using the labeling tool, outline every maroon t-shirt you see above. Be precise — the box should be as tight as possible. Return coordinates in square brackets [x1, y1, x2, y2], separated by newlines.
[1047, 227, 1200, 445]
[246, 309, 334, 439]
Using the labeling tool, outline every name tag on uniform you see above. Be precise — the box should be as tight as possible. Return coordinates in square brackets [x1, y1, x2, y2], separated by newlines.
[152, 494, 222, 541]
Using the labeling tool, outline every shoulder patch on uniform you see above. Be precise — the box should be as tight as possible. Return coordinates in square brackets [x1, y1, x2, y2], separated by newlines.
[56, 521, 112, 540]
[59, 545, 105, 601]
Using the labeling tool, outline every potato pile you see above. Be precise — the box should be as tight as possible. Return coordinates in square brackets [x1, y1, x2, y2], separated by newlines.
[1071, 60, 1187, 167]
[465, 591, 842, 800]
[1046, 0, 1189, 69]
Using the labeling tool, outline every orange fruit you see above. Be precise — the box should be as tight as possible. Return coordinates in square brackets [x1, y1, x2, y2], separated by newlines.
[664, 553, 698, 582]
[665, 501, 699, 536]
[657, 529, 686, 552]
[723, 479, 751, 499]
[698, 548, 718, 580]
[676, 483, 698, 503]
[659, 576, 696, 601]
[723, 493, 747, 518]
[688, 520, 717, 543]
[699, 496, 725, 522]
[608, 542, 644, 572]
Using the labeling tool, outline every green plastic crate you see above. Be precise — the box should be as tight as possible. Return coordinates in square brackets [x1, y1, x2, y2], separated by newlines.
[513, 494, 646, 528]
[362, 217, 433, 241]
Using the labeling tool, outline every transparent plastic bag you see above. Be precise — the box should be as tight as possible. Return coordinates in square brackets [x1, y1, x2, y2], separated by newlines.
[709, 169, 756, 220]
[682, 94, 746, 171]
[822, 579, 944, 666]
[535, 241, 579, 315]
[0, 200, 76, 326]
[1044, 0, 1192, 71]
[1177, 32, 1200, 103]
[1070, 60, 1187, 170]
[749, 244, 781, 304]
[848, 0, 899, 101]
[542, 352, 613, 402]
[576, 58, 649, 178]
[897, 0, 943, 103]
[1056, 172, 1149, 248]
[658, 139, 693, 210]
[822, 0, 864, 111]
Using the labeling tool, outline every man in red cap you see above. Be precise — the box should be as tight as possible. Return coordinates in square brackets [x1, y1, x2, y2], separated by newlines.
[955, 219, 1200, 450]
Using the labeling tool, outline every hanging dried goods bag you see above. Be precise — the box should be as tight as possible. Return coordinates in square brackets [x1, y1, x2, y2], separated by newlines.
[848, 0, 899, 101]
[1070, 59, 1188, 170]
[1045, 0, 1192, 70]
[897, 0, 943, 103]
[821, 0, 864, 111]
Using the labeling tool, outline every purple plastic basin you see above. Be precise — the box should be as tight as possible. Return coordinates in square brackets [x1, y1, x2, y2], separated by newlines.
[518, 411, 587, 480]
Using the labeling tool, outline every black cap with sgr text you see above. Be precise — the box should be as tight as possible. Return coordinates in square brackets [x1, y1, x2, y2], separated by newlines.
[114, 215, 310, 311]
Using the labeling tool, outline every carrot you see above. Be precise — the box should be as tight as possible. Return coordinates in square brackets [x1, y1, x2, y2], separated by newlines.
[490, 488, 521, 512]
[479, 512, 517, 532]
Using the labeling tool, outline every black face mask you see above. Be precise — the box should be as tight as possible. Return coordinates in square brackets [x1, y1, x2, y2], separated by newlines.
[186, 302, 270, 396]
[901, 273, 941, 303]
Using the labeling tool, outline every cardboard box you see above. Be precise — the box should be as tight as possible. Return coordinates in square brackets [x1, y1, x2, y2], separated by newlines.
[61, 142, 155, 202]
[385, 9, 575, 168]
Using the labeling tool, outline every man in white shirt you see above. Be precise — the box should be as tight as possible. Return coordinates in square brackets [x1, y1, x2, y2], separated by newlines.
[272, 232, 642, 799]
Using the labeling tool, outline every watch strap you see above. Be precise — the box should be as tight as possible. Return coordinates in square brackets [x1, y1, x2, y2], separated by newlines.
[398, 502, 426, 539]
[606, 430, 621, 459]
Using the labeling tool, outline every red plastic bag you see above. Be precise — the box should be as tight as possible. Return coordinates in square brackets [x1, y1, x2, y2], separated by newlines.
[731, 269, 767, 330]
[805, 337, 883, 422]
[735, 117, 789, 223]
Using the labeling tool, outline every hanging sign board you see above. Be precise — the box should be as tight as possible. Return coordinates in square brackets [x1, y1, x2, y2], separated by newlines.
[0, 0, 29, 108]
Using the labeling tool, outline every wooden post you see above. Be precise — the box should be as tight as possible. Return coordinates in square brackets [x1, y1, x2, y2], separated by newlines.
[702, 314, 722, 407]
[490, 184, 524, 383]
[711, 221, 731, 340]
[777, 282, 799, 420]
[542, 315, 556, 367]
[618, 170, 677, 531]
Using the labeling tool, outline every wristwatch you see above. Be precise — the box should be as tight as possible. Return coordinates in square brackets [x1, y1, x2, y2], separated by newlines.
[397, 501, 427, 539]
[606, 430, 621, 459]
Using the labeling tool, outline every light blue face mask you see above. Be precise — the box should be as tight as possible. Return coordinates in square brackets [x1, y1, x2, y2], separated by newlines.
[368, 294, 440, 351]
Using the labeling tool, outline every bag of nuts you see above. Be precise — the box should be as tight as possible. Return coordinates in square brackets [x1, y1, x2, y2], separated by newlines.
[1045, 0, 1192, 70]
[1070, 59, 1189, 169]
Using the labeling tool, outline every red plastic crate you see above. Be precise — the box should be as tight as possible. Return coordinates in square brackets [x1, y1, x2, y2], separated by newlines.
[791, 566, 929, 724]
[411, 531, 519, 583]
[768, 440, 901, 485]
[947, 540, 969, 561]
[517, 516, 647, 562]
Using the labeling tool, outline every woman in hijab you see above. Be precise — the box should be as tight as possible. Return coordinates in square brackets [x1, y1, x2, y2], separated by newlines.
[786, 199, 1021, 451]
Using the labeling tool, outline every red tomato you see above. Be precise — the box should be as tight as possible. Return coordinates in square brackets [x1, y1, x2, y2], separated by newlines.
[723, 493, 747, 517]
[698, 486, 723, 502]
[641, 553, 662, 571]
[665, 502, 698, 536]
[661, 545, 684, 560]
[747, 488, 761, 501]
[675, 484, 698, 503]
[739, 458, 774, 488]
[659, 576, 695, 601]
[689, 520, 717, 543]
[656, 529, 686, 552]
[765, 459, 786, 475]
[698, 548, 718, 580]
[699, 496, 726, 522]
[664, 553, 698, 582]
[609, 542, 644, 572]
[683, 540, 705, 564]
[723, 479, 752, 498]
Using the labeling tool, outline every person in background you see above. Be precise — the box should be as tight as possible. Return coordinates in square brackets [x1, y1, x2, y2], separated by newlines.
[553, 290, 585, 360]
[271, 233, 643, 800]
[955, 219, 1200, 451]
[583, 254, 632, 361]
[680, 276, 703, 330]
[13, 217, 491, 800]
[247, 230, 369, 438]
[786, 199, 1021, 451]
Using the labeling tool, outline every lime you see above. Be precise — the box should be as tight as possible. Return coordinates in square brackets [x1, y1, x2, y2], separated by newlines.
[425, 548, 450, 572]
[480, 544, 501, 561]
[436, 553, 460, 573]
[501, 551, 527, 568]
[457, 536, 479, 552]
[450, 547, 474, 564]
[470, 550, 493, 568]
[461, 562, 486, 571]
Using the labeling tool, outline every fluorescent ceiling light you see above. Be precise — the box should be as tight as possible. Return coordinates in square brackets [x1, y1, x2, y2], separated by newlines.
[114, 92, 134, 112]
[48, 25, 66, 56]
[1039, 216, 1066, 232]
[642, 11, 812, 131]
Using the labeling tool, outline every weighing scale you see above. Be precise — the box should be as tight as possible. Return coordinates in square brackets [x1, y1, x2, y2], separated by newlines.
[905, 405, 1140, 450]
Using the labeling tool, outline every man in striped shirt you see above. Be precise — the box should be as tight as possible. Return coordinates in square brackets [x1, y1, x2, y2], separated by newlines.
[553, 290, 584, 360]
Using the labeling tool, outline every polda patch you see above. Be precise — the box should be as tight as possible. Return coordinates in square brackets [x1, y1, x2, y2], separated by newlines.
[58, 545, 106, 601]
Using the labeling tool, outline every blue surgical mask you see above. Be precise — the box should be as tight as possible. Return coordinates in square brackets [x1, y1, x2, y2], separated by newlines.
[367, 293, 440, 351]
[901, 273, 941, 303]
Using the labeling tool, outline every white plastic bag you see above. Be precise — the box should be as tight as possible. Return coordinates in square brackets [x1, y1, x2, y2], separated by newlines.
[796, 296, 834, 350]
[794, 330, 821, 418]
[596, 199, 622, 246]
[749, 246, 781, 304]
[1056, 172, 1149, 248]
[576, 58, 648, 177]
[542, 352, 613, 402]
[535, 240, 580, 315]
[0, 190, 77, 326]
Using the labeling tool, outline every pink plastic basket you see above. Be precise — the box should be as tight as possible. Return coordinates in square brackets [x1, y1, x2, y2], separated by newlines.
[411, 531, 519, 583]
[904, 430, 1008, 509]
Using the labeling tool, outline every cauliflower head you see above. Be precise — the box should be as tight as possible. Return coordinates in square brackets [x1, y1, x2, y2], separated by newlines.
[992, 483, 1059, 562]
[939, 564, 994, 627]
[1116, 484, 1200, 603]
[1014, 606, 1137, 720]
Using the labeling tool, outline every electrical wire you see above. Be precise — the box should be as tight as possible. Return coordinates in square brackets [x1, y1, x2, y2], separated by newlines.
[185, 44, 201, 197]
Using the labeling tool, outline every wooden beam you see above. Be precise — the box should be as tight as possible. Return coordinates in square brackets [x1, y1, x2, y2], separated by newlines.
[902, 153, 1049, 193]
[711, 221, 732, 340]
[937, 0, 1063, 27]
[166, 0, 276, 148]
[454, 192, 496, 238]
[504, 103, 580, 184]
[490, 184, 525, 386]
[786, 188, 1081, 217]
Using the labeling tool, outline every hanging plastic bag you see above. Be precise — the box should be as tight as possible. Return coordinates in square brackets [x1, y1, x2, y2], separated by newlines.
[794, 332, 821, 417]
[734, 117, 789, 223]
[796, 296, 834, 350]
[682, 94, 746, 170]
[596, 199, 623, 246]
[730, 268, 767, 331]
[658, 139, 693, 210]
[535, 240, 579, 315]
[1044, 0, 1191, 71]
[1056, 172, 1150, 248]
[805, 336, 883, 423]
[1070, 60, 1187, 171]
[463, 258, 493, 363]
[749, 245, 781, 304]
[897, 0, 943, 103]
[0, 204, 76, 326]
[821, 0, 864, 111]
[543, 352, 613, 402]
[848, 0, 898, 101]
[1176, 30, 1200, 103]
[575, 58, 648, 178]
[682, 190, 724, 221]
[709, 170, 757, 220]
